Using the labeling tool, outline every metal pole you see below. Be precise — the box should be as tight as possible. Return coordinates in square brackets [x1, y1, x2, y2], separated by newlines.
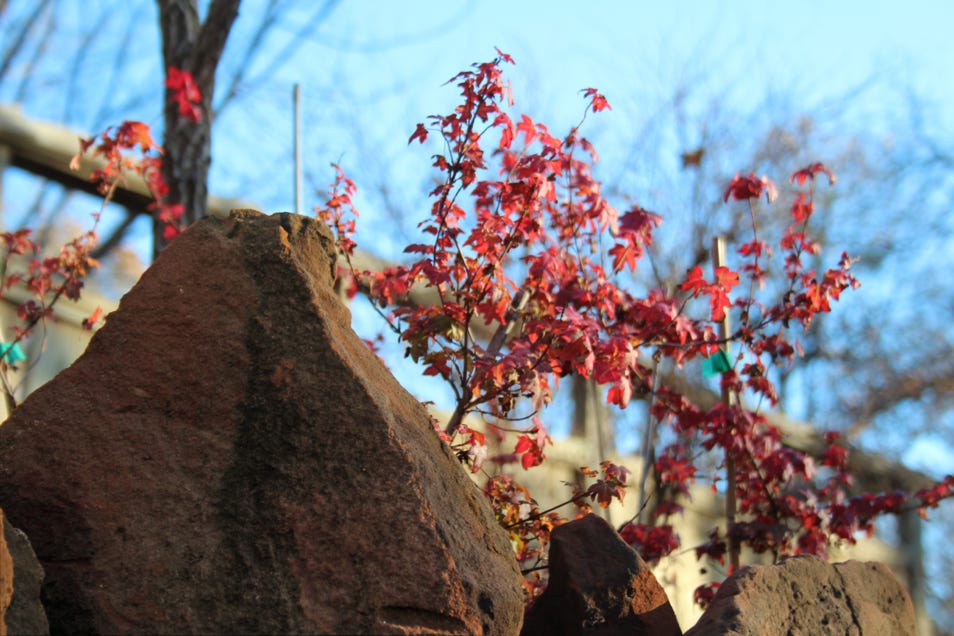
[636, 360, 659, 524]
[293, 83, 303, 215]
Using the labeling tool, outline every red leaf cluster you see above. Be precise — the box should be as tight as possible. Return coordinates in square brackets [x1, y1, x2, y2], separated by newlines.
[620, 522, 679, 563]
[581, 87, 611, 113]
[483, 473, 564, 600]
[71, 121, 185, 241]
[581, 461, 631, 508]
[165, 66, 202, 122]
[723, 172, 778, 203]
[915, 475, 954, 520]
[0, 221, 100, 381]
[314, 164, 359, 257]
[680, 265, 740, 321]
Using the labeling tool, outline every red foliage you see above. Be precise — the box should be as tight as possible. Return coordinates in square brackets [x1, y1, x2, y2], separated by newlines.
[584, 461, 631, 508]
[71, 121, 185, 240]
[12, 95, 208, 400]
[693, 581, 721, 609]
[82, 306, 104, 331]
[723, 172, 778, 203]
[620, 522, 679, 563]
[582, 87, 611, 113]
[915, 475, 954, 520]
[315, 164, 359, 257]
[165, 66, 202, 122]
[791, 162, 836, 186]
[315, 53, 954, 605]
[0, 223, 100, 403]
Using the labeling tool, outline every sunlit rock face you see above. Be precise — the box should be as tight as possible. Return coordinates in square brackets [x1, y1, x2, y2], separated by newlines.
[0, 210, 524, 635]
[685, 554, 916, 636]
[521, 514, 681, 636]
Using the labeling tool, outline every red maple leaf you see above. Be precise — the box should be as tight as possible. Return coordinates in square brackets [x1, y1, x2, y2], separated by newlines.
[116, 121, 158, 152]
[709, 290, 732, 321]
[494, 47, 514, 65]
[586, 479, 622, 508]
[791, 162, 836, 186]
[680, 265, 708, 296]
[790, 193, 814, 223]
[409, 123, 428, 144]
[82, 307, 103, 331]
[713, 266, 739, 292]
[723, 173, 777, 203]
[516, 114, 537, 145]
[609, 242, 638, 272]
[515, 435, 544, 469]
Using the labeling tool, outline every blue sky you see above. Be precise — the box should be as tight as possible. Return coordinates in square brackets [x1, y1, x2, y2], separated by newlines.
[206, 0, 954, 225]
[284, 0, 954, 110]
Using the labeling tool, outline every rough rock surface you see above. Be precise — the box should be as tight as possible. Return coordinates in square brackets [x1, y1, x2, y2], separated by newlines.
[0, 509, 10, 636]
[521, 514, 681, 636]
[684, 554, 916, 635]
[2, 516, 49, 636]
[0, 210, 524, 635]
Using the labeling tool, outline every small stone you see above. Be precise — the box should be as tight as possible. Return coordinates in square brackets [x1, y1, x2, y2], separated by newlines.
[521, 514, 682, 636]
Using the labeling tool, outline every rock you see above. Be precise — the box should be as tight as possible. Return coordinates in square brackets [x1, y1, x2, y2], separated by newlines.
[0, 210, 524, 635]
[684, 554, 916, 635]
[521, 514, 681, 636]
[0, 509, 10, 636]
[2, 516, 49, 636]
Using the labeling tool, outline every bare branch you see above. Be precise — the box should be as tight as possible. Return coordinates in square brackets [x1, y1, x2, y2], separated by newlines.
[0, 0, 53, 82]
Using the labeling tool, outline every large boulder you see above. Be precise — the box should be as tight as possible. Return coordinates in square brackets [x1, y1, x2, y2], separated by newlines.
[685, 554, 916, 635]
[0, 210, 524, 635]
[521, 514, 681, 636]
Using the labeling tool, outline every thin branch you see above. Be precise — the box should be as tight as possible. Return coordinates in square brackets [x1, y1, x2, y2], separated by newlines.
[91, 210, 139, 261]
[215, 0, 342, 115]
[0, 0, 52, 81]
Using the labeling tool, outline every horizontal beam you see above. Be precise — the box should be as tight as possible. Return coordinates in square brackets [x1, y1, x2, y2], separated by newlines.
[0, 104, 250, 218]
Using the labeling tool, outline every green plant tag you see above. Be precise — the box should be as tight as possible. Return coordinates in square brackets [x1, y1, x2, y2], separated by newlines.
[0, 342, 26, 364]
[702, 349, 731, 378]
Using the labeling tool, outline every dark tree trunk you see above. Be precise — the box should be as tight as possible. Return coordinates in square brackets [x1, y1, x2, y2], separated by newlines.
[155, 0, 240, 258]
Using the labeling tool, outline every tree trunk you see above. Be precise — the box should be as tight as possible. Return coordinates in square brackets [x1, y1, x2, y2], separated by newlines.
[155, 0, 239, 258]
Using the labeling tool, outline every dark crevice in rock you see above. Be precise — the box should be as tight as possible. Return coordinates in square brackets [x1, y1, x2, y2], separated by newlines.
[378, 606, 469, 632]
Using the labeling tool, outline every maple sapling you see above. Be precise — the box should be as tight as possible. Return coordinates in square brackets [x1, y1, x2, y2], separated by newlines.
[317, 52, 954, 605]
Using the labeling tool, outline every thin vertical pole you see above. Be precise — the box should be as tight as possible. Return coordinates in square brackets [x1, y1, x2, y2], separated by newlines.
[636, 359, 659, 524]
[293, 83, 303, 215]
[712, 236, 740, 571]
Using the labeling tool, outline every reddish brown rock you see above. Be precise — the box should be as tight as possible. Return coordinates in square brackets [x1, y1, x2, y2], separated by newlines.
[0, 509, 10, 636]
[685, 554, 916, 636]
[2, 516, 49, 636]
[0, 210, 524, 635]
[521, 514, 681, 636]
